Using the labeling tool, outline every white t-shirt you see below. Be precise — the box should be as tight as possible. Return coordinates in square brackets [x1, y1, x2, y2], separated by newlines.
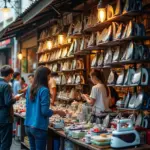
[90, 83, 110, 113]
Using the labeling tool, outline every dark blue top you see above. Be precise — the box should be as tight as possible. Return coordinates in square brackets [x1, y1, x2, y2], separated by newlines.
[0, 77, 16, 123]
[24, 86, 53, 130]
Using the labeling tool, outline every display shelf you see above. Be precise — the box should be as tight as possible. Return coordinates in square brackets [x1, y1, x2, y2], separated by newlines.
[57, 84, 87, 86]
[21, 142, 30, 149]
[117, 107, 148, 111]
[108, 84, 148, 87]
[38, 34, 59, 42]
[37, 43, 71, 55]
[38, 56, 75, 65]
[97, 36, 150, 47]
[84, 11, 149, 32]
[61, 69, 86, 72]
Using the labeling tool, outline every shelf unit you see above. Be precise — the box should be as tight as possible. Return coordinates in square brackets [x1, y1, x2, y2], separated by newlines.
[84, 11, 150, 33]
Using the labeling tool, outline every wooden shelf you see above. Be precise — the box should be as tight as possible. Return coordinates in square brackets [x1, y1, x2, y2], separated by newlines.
[61, 69, 86, 72]
[84, 11, 149, 32]
[108, 84, 148, 87]
[38, 56, 75, 65]
[37, 43, 71, 55]
[117, 107, 145, 111]
[38, 34, 59, 42]
[21, 142, 30, 149]
[57, 84, 87, 86]
[97, 36, 150, 47]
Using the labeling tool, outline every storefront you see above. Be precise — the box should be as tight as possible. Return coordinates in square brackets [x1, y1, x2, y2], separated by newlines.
[0, 39, 13, 66]
[1, 0, 150, 149]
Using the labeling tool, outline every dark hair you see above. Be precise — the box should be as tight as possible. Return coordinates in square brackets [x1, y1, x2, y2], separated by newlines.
[90, 70, 109, 97]
[51, 72, 58, 77]
[21, 77, 25, 83]
[30, 66, 51, 100]
[0, 65, 14, 77]
[28, 74, 34, 78]
[13, 72, 20, 79]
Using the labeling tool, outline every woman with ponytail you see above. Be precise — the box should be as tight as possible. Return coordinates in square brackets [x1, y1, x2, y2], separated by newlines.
[82, 70, 110, 113]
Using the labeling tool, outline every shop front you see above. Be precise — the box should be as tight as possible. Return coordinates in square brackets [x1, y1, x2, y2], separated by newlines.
[1, 0, 150, 150]
[0, 39, 13, 66]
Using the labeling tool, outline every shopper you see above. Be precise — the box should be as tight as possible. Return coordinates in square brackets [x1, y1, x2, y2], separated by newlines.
[49, 72, 58, 106]
[12, 72, 21, 95]
[20, 77, 28, 89]
[28, 74, 34, 85]
[0, 65, 21, 150]
[24, 66, 65, 150]
[82, 70, 110, 113]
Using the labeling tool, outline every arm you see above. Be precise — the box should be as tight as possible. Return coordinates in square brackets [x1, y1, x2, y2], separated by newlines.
[83, 94, 95, 105]
[40, 88, 65, 117]
[40, 89, 53, 117]
[4, 85, 16, 106]
[50, 87, 56, 105]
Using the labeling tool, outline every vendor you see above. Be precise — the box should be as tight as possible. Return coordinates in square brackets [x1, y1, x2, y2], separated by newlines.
[82, 70, 110, 113]
[49, 72, 58, 106]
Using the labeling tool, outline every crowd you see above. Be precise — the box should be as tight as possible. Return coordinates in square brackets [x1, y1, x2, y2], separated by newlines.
[0, 65, 117, 150]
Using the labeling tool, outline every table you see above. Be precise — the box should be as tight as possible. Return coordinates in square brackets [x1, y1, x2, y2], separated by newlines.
[14, 113, 150, 150]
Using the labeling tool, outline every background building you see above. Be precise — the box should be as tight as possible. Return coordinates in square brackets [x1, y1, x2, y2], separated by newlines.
[0, 0, 36, 70]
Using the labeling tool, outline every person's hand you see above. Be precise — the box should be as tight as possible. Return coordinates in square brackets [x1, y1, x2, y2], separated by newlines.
[81, 94, 89, 100]
[14, 95, 21, 101]
[58, 110, 66, 117]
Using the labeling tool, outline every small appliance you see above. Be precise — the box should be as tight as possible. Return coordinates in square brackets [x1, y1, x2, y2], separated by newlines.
[111, 119, 140, 148]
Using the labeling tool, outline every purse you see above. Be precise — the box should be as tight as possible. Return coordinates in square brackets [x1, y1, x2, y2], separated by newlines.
[124, 68, 135, 85]
[97, 53, 104, 66]
[91, 54, 98, 67]
[73, 20, 82, 35]
[116, 69, 126, 85]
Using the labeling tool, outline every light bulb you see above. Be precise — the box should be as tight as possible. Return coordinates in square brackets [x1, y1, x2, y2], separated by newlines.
[47, 41, 53, 49]
[67, 38, 71, 43]
[1, 7, 10, 19]
[18, 53, 23, 60]
[58, 35, 64, 45]
[98, 8, 106, 22]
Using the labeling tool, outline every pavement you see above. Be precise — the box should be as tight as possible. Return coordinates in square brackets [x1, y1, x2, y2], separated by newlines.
[10, 139, 23, 150]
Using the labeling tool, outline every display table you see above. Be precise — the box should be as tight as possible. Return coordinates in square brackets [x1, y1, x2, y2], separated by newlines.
[14, 113, 150, 150]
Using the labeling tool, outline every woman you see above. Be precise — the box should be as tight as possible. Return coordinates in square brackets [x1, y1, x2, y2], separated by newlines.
[82, 70, 110, 113]
[24, 66, 65, 150]
[20, 77, 28, 89]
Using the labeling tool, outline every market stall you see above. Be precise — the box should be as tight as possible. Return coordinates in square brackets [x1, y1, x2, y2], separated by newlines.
[11, 0, 150, 149]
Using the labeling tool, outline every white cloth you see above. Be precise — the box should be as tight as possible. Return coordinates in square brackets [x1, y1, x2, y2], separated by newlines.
[90, 83, 110, 113]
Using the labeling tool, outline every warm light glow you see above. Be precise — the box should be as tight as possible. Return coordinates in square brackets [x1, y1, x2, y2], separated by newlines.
[67, 38, 71, 43]
[1, 7, 11, 19]
[58, 35, 64, 45]
[98, 8, 106, 22]
[47, 41, 53, 49]
[18, 53, 23, 60]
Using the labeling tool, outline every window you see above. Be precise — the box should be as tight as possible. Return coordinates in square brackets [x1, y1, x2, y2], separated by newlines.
[21, 47, 37, 73]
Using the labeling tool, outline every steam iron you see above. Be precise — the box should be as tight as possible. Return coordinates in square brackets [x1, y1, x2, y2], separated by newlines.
[115, 0, 122, 16]
[91, 54, 98, 67]
[124, 92, 131, 108]
[124, 68, 135, 85]
[128, 93, 137, 109]
[111, 119, 140, 148]
[97, 53, 104, 67]
[123, 0, 142, 14]
[134, 92, 149, 110]
[112, 46, 120, 62]
[107, 4, 114, 20]
[116, 69, 126, 85]
[112, 22, 119, 40]
[131, 67, 150, 86]
[107, 70, 118, 85]
[114, 23, 124, 40]
[104, 48, 113, 65]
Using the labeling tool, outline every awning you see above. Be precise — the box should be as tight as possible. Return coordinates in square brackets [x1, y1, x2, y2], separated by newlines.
[21, 0, 54, 24]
